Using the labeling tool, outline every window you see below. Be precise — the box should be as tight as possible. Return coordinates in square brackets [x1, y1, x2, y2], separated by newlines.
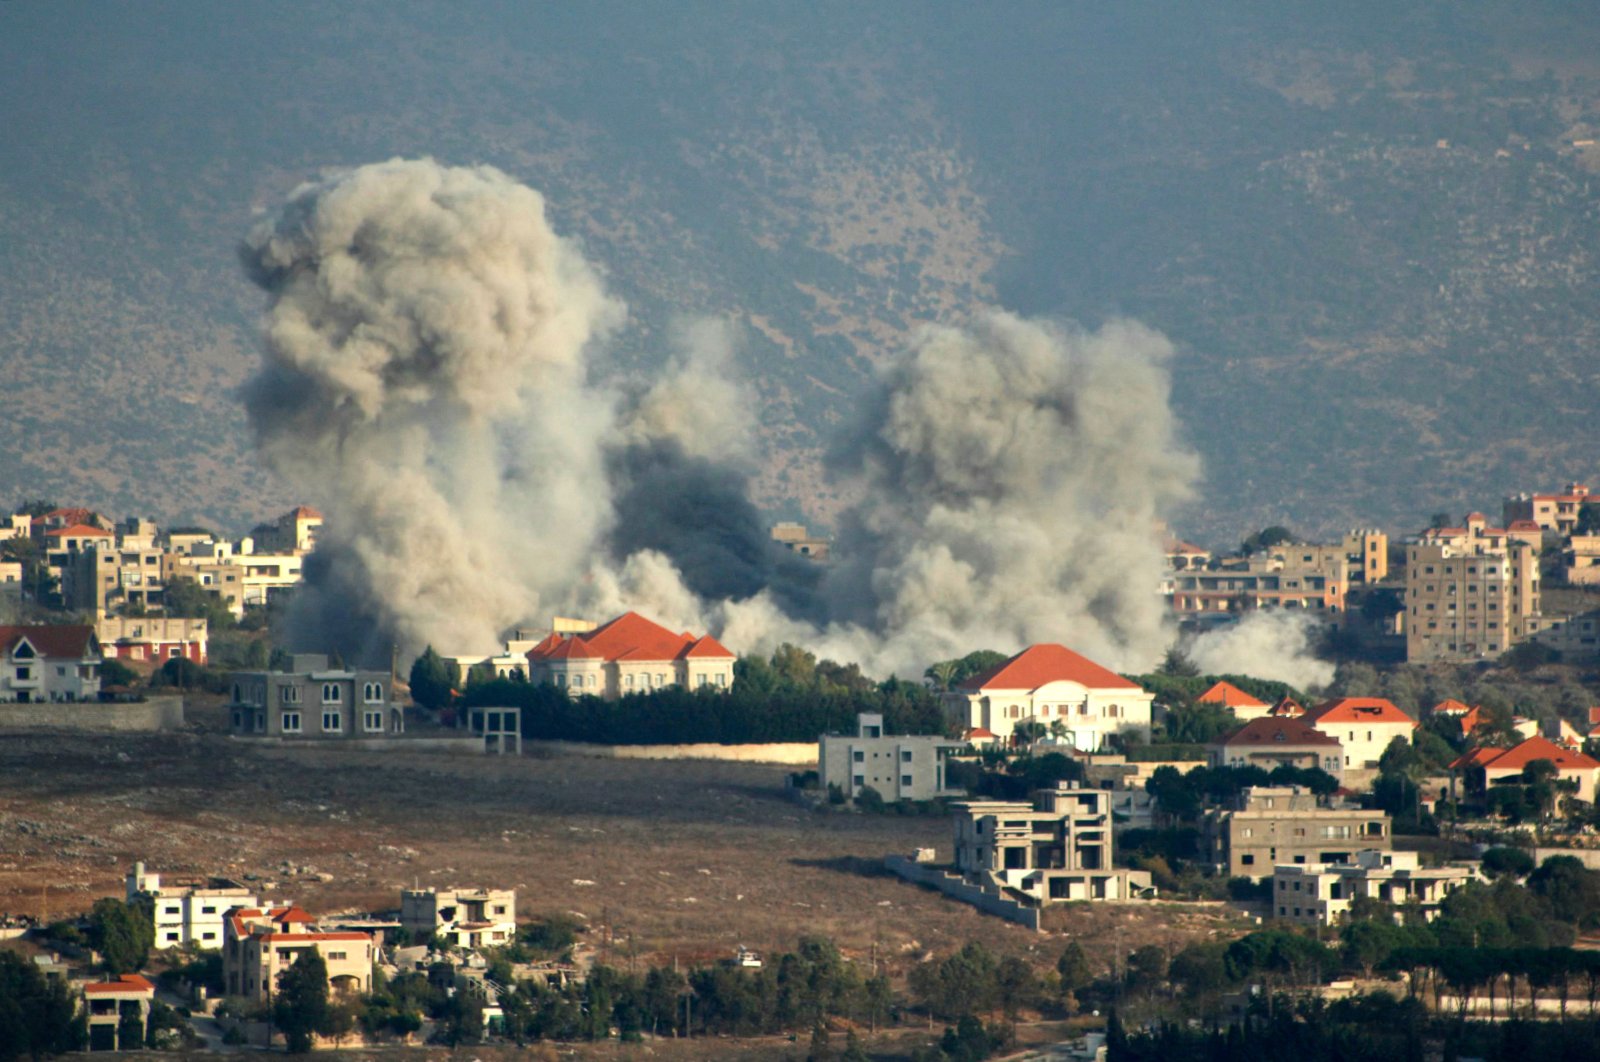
[201, 906, 216, 914]
[715, 673, 726, 688]
[901, 774, 913, 787]
[281, 685, 300, 704]
[281, 712, 302, 734]
[364, 711, 383, 732]
[165, 932, 179, 942]
[363, 682, 382, 702]
[696, 674, 707, 687]
[625, 674, 634, 689]
[853, 775, 864, 787]
[321, 683, 341, 703]
[14, 667, 28, 680]
[901, 750, 913, 762]
[327, 951, 346, 961]
[1241, 854, 1255, 866]
[852, 750, 864, 762]
[322, 709, 342, 732]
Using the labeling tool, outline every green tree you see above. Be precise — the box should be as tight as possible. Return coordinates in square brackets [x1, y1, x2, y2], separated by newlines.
[1160, 648, 1200, 678]
[1239, 526, 1294, 556]
[1056, 942, 1093, 999]
[161, 577, 236, 630]
[408, 646, 457, 710]
[0, 950, 84, 1060]
[1481, 846, 1536, 879]
[87, 898, 154, 976]
[273, 949, 331, 1053]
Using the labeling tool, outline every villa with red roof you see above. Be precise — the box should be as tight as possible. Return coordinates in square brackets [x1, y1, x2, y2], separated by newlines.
[0, 624, 101, 703]
[940, 643, 1153, 751]
[1197, 680, 1269, 722]
[525, 611, 735, 699]
[1208, 717, 1343, 780]
[223, 906, 376, 1003]
[1449, 736, 1600, 804]
[1304, 697, 1417, 771]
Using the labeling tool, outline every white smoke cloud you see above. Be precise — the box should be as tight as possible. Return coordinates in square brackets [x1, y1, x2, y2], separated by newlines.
[242, 158, 1337, 692]
[1185, 611, 1336, 690]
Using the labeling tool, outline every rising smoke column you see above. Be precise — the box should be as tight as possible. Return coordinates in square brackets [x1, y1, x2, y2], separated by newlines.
[240, 158, 623, 658]
[720, 311, 1203, 676]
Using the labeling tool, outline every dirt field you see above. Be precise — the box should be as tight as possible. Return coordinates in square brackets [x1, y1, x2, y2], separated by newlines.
[0, 714, 1249, 983]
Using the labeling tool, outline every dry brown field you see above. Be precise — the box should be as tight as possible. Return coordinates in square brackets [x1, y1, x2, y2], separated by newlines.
[0, 710, 1248, 988]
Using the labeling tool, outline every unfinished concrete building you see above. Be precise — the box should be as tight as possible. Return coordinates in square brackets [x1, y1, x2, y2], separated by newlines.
[952, 786, 1151, 902]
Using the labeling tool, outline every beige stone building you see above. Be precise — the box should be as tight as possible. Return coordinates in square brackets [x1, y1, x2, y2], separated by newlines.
[770, 521, 831, 561]
[819, 712, 967, 802]
[1272, 849, 1479, 926]
[1203, 787, 1391, 880]
[1565, 535, 1600, 586]
[1304, 697, 1417, 771]
[1168, 532, 1384, 619]
[223, 906, 376, 1002]
[952, 786, 1152, 902]
[1209, 718, 1344, 780]
[82, 974, 155, 1051]
[400, 886, 517, 949]
[1503, 483, 1591, 537]
[1405, 514, 1544, 663]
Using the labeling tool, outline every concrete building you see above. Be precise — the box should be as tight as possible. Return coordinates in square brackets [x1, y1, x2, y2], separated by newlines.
[60, 541, 166, 617]
[1272, 849, 1479, 926]
[1405, 515, 1544, 663]
[1168, 532, 1385, 620]
[400, 887, 517, 950]
[96, 616, 208, 667]
[770, 522, 831, 562]
[250, 505, 323, 555]
[0, 624, 102, 702]
[223, 907, 376, 1003]
[1303, 697, 1417, 771]
[819, 712, 967, 802]
[1564, 535, 1600, 586]
[463, 704, 523, 755]
[942, 643, 1153, 750]
[1530, 609, 1600, 660]
[1203, 787, 1391, 880]
[1449, 736, 1600, 805]
[1503, 483, 1591, 538]
[126, 861, 257, 950]
[1209, 718, 1344, 780]
[82, 974, 155, 1051]
[227, 654, 404, 738]
[952, 786, 1152, 902]
[525, 611, 736, 698]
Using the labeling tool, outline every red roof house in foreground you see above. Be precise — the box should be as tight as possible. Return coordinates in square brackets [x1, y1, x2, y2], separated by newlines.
[1449, 736, 1600, 804]
[526, 611, 736, 699]
[941, 643, 1153, 752]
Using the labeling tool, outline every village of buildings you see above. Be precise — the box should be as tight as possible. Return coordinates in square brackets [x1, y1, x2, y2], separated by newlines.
[7, 486, 1600, 1052]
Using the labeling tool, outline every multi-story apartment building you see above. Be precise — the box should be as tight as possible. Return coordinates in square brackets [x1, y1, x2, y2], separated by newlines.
[952, 786, 1151, 902]
[525, 611, 736, 697]
[126, 861, 258, 950]
[819, 712, 968, 802]
[400, 887, 517, 949]
[1203, 786, 1391, 880]
[1503, 483, 1591, 538]
[1168, 532, 1385, 619]
[95, 615, 209, 666]
[0, 625, 102, 703]
[227, 655, 404, 738]
[1272, 849, 1479, 926]
[942, 643, 1153, 750]
[1405, 514, 1543, 663]
[1564, 535, 1600, 586]
[223, 906, 375, 1002]
[250, 505, 323, 555]
[61, 542, 166, 616]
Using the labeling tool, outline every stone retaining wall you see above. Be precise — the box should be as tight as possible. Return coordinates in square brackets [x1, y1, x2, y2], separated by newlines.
[0, 696, 185, 732]
[525, 739, 817, 765]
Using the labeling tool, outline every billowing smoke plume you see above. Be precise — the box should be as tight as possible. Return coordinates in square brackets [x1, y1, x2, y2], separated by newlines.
[242, 158, 1334, 690]
[1184, 611, 1336, 690]
[241, 158, 624, 657]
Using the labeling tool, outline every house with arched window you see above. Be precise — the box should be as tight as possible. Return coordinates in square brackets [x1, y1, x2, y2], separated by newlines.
[227, 654, 403, 739]
[940, 644, 1153, 751]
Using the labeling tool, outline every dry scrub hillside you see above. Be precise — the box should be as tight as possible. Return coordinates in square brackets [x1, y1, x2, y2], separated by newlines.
[0, 728, 1246, 982]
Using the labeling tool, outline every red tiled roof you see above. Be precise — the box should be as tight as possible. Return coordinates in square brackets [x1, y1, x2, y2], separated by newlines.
[275, 907, 316, 924]
[1472, 736, 1600, 774]
[1432, 699, 1473, 716]
[680, 634, 735, 659]
[1448, 746, 1503, 771]
[288, 505, 323, 519]
[1197, 680, 1266, 710]
[543, 636, 602, 661]
[1267, 696, 1305, 717]
[581, 611, 695, 662]
[965, 727, 997, 739]
[0, 625, 98, 659]
[1307, 697, 1417, 727]
[956, 644, 1137, 692]
[1216, 717, 1340, 748]
[1507, 520, 1542, 532]
[1588, 706, 1600, 727]
[83, 974, 154, 995]
[525, 633, 565, 660]
[45, 523, 111, 537]
[36, 507, 101, 526]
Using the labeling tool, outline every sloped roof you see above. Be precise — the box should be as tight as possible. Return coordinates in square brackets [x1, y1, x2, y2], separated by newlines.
[1267, 696, 1305, 717]
[1448, 746, 1504, 772]
[0, 625, 97, 659]
[543, 636, 603, 661]
[1507, 519, 1543, 532]
[680, 634, 735, 660]
[1307, 697, 1417, 728]
[1432, 699, 1474, 716]
[36, 507, 101, 526]
[1471, 736, 1600, 774]
[287, 505, 323, 519]
[956, 644, 1138, 692]
[1197, 680, 1266, 710]
[525, 633, 565, 660]
[1215, 717, 1340, 749]
[45, 523, 111, 537]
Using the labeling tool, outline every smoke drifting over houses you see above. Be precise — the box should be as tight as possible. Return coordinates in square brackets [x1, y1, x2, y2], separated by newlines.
[242, 158, 1330, 686]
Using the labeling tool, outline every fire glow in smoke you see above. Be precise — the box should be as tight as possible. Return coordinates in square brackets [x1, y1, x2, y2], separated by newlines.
[241, 157, 1332, 689]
